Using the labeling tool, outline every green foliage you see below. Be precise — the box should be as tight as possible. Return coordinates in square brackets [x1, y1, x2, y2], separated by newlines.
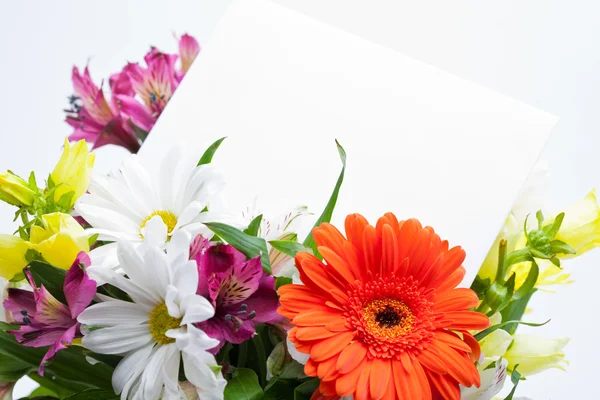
[293, 379, 320, 400]
[224, 368, 264, 400]
[269, 240, 312, 258]
[61, 389, 119, 399]
[198, 137, 227, 166]
[244, 215, 263, 237]
[275, 276, 293, 289]
[302, 140, 346, 259]
[27, 261, 67, 304]
[503, 365, 523, 400]
[205, 222, 272, 274]
[474, 318, 550, 341]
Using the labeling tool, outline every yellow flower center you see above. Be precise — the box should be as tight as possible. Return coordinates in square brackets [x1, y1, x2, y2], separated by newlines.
[140, 210, 178, 236]
[148, 303, 182, 345]
[363, 299, 414, 339]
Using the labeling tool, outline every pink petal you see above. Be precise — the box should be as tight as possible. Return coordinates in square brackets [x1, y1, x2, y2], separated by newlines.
[64, 252, 96, 319]
[179, 34, 200, 74]
[38, 324, 78, 376]
[109, 70, 134, 96]
[115, 94, 155, 132]
[3, 288, 36, 323]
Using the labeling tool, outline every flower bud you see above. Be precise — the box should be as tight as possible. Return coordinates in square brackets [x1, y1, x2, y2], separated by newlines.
[0, 172, 35, 207]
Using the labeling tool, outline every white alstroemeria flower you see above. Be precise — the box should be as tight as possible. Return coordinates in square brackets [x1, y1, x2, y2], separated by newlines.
[241, 201, 308, 277]
[78, 220, 225, 400]
[75, 143, 231, 276]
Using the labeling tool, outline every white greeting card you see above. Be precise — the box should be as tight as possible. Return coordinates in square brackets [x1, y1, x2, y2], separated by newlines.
[140, 0, 557, 286]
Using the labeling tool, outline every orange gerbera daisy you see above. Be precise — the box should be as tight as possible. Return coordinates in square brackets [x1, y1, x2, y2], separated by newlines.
[278, 213, 489, 400]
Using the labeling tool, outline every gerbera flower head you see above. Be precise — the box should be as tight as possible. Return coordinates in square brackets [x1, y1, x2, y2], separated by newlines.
[78, 223, 226, 400]
[75, 144, 229, 275]
[278, 213, 490, 400]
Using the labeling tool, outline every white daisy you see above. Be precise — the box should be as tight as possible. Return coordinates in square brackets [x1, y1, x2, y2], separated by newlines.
[78, 220, 226, 400]
[75, 144, 230, 273]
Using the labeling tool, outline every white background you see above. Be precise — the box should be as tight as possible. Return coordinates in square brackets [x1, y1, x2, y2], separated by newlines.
[0, 1, 599, 399]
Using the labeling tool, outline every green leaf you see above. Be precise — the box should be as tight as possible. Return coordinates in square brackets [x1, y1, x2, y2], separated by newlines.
[224, 368, 264, 400]
[275, 276, 293, 289]
[56, 191, 75, 210]
[28, 171, 39, 192]
[473, 319, 550, 341]
[88, 233, 99, 248]
[269, 240, 312, 258]
[513, 260, 539, 300]
[250, 330, 267, 387]
[500, 289, 537, 335]
[0, 353, 33, 381]
[26, 385, 60, 398]
[0, 321, 18, 331]
[244, 215, 263, 237]
[503, 365, 523, 400]
[302, 140, 347, 258]
[29, 372, 75, 398]
[198, 137, 227, 166]
[61, 389, 119, 399]
[204, 222, 272, 274]
[263, 379, 297, 400]
[294, 378, 320, 400]
[505, 248, 533, 268]
[279, 361, 308, 380]
[27, 261, 67, 304]
[0, 331, 113, 391]
[535, 210, 544, 229]
[549, 239, 576, 255]
[543, 212, 565, 238]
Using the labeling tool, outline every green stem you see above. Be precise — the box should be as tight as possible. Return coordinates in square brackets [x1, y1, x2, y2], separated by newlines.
[494, 239, 508, 283]
[237, 341, 247, 368]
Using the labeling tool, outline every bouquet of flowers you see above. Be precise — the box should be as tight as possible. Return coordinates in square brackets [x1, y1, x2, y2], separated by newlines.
[0, 33, 598, 400]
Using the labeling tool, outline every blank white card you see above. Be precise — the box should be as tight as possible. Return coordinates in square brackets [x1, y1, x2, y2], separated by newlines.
[141, 0, 558, 286]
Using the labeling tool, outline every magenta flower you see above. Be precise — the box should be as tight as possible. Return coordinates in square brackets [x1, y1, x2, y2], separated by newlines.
[65, 66, 141, 153]
[192, 236, 280, 353]
[3, 252, 96, 375]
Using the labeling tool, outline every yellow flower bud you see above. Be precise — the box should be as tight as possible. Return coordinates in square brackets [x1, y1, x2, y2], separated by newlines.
[51, 139, 95, 208]
[0, 235, 31, 280]
[29, 213, 90, 270]
[0, 172, 35, 207]
[504, 334, 569, 376]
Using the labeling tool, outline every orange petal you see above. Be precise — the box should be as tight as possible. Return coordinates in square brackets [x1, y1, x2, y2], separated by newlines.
[397, 218, 422, 263]
[344, 213, 369, 255]
[417, 349, 448, 375]
[317, 354, 340, 380]
[336, 340, 368, 374]
[433, 342, 479, 386]
[362, 224, 381, 274]
[355, 359, 372, 400]
[310, 331, 354, 362]
[393, 359, 416, 400]
[370, 358, 391, 400]
[381, 224, 399, 278]
[292, 311, 343, 327]
[296, 326, 339, 341]
[412, 360, 432, 400]
[434, 288, 479, 312]
[435, 331, 471, 353]
[436, 265, 466, 292]
[335, 357, 366, 396]
[461, 331, 481, 362]
[319, 246, 356, 284]
[440, 311, 490, 330]
[427, 371, 460, 400]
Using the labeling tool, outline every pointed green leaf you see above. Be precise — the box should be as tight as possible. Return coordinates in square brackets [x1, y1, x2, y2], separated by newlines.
[500, 290, 536, 335]
[204, 222, 272, 274]
[275, 276, 293, 289]
[303, 140, 347, 258]
[513, 260, 539, 300]
[28, 171, 39, 192]
[28, 261, 67, 304]
[549, 239, 576, 255]
[543, 212, 565, 238]
[269, 240, 312, 258]
[197, 137, 227, 166]
[535, 210, 544, 229]
[474, 319, 550, 341]
[503, 365, 523, 400]
[244, 215, 263, 237]
[294, 378, 320, 400]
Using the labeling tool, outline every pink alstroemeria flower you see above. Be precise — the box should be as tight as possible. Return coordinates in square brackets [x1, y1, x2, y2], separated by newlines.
[3, 252, 96, 375]
[66, 67, 140, 152]
[191, 236, 280, 354]
[115, 34, 200, 133]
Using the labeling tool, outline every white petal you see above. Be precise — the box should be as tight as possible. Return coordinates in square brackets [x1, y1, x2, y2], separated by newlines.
[165, 285, 182, 319]
[180, 295, 215, 325]
[89, 242, 120, 271]
[143, 245, 171, 298]
[76, 202, 140, 236]
[166, 229, 192, 267]
[83, 325, 153, 355]
[171, 260, 199, 298]
[158, 145, 183, 209]
[182, 348, 220, 392]
[121, 155, 161, 211]
[169, 324, 220, 352]
[173, 201, 205, 231]
[141, 344, 170, 400]
[113, 342, 154, 397]
[92, 268, 159, 308]
[78, 300, 150, 327]
[139, 216, 168, 249]
[161, 344, 181, 398]
[117, 240, 162, 302]
[178, 165, 225, 212]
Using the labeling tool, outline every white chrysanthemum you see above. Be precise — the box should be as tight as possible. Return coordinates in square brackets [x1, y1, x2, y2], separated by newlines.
[75, 144, 230, 273]
[78, 221, 225, 400]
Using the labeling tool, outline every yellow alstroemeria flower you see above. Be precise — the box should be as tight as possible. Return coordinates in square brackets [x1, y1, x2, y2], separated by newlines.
[504, 334, 569, 376]
[0, 235, 31, 280]
[553, 190, 600, 257]
[29, 213, 90, 270]
[51, 139, 95, 208]
[0, 172, 35, 208]
[0, 213, 89, 280]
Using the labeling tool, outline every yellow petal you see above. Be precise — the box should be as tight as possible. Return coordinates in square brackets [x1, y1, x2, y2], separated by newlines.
[51, 139, 95, 207]
[504, 334, 569, 376]
[0, 235, 31, 280]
